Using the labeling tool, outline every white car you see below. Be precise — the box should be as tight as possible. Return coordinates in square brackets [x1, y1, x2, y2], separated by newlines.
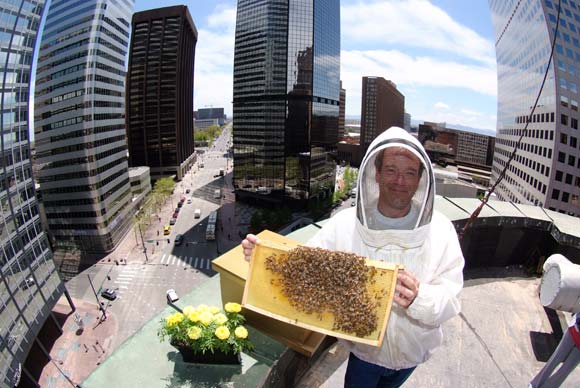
[166, 289, 179, 303]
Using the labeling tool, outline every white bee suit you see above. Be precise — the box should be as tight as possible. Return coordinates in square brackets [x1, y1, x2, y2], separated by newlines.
[307, 127, 465, 369]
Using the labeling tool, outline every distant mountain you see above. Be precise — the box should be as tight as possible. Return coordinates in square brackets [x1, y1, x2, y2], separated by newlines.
[411, 119, 496, 137]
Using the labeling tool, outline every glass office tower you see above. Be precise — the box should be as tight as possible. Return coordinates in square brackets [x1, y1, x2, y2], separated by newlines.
[34, 0, 135, 252]
[233, 0, 340, 206]
[0, 1, 66, 386]
[489, 0, 580, 215]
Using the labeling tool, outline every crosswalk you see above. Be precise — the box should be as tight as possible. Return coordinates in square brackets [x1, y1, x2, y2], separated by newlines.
[159, 254, 213, 270]
[111, 267, 138, 299]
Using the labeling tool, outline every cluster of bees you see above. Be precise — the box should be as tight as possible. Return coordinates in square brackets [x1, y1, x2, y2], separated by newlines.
[265, 246, 380, 337]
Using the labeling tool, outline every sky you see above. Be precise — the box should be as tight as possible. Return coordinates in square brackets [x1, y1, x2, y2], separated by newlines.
[134, 0, 498, 131]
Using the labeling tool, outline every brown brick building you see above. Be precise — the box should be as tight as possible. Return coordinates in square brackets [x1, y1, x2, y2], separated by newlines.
[360, 76, 405, 152]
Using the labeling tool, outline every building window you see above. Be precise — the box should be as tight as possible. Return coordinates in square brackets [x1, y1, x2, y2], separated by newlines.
[562, 192, 570, 203]
[562, 114, 569, 125]
[556, 170, 563, 181]
[569, 155, 576, 166]
[561, 133, 568, 144]
[566, 173, 573, 184]
[572, 118, 578, 129]
[559, 152, 566, 163]
[552, 189, 560, 200]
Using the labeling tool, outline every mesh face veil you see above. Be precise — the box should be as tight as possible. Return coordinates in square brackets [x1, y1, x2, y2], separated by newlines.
[355, 127, 435, 231]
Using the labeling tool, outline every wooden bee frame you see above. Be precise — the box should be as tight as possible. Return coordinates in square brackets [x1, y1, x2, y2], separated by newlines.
[242, 239, 401, 347]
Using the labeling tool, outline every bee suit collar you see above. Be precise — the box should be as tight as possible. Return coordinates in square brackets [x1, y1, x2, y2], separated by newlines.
[354, 127, 435, 248]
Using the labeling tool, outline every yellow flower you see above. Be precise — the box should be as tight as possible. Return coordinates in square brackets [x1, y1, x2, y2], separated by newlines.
[182, 306, 195, 317]
[196, 304, 209, 313]
[215, 326, 230, 340]
[209, 306, 220, 314]
[187, 326, 202, 340]
[234, 326, 248, 339]
[214, 313, 228, 325]
[187, 311, 200, 322]
[165, 312, 184, 327]
[199, 311, 214, 326]
[224, 302, 242, 313]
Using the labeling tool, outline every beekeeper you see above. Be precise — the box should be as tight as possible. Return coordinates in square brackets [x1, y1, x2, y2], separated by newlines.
[243, 127, 465, 388]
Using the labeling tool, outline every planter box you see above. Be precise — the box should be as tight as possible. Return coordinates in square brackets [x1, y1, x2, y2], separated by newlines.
[171, 341, 241, 365]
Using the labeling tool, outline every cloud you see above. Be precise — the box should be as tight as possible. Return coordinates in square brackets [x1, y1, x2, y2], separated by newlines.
[342, 0, 496, 66]
[434, 102, 450, 109]
[194, 5, 236, 115]
[341, 49, 497, 117]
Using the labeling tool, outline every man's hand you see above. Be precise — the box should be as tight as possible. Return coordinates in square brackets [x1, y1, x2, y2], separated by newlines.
[241, 234, 259, 262]
[394, 269, 420, 309]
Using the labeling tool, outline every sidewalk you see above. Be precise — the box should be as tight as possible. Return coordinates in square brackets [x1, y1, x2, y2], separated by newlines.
[37, 297, 118, 388]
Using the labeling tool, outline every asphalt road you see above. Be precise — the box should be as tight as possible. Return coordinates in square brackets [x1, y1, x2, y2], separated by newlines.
[65, 125, 234, 349]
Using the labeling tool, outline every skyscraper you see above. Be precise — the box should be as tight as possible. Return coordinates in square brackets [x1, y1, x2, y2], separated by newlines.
[34, 0, 135, 252]
[232, 0, 340, 205]
[0, 1, 66, 386]
[339, 81, 346, 139]
[489, 0, 580, 215]
[360, 76, 405, 153]
[126, 6, 197, 181]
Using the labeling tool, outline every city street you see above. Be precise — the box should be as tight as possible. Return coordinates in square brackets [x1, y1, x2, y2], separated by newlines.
[61, 125, 235, 350]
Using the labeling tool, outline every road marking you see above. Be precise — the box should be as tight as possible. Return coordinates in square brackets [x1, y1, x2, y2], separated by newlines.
[114, 280, 132, 284]
[186, 257, 192, 266]
[194, 257, 199, 267]
[117, 274, 134, 278]
[161, 254, 167, 264]
[118, 285, 129, 289]
[169, 255, 175, 265]
[206, 259, 211, 270]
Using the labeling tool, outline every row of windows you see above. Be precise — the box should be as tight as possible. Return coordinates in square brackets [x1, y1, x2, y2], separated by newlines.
[41, 169, 127, 195]
[37, 133, 126, 159]
[38, 156, 127, 184]
[40, 144, 126, 171]
[515, 112, 555, 124]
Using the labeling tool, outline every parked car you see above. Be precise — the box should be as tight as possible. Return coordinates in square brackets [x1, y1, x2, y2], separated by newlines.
[187, 198, 192, 204]
[101, 288, 117, 301]
[169, 218, 177, 225]
[186, 189, 191, 194]
[351, 201, 356, 207]
[166, 289, 179, 303]
[175, 207, 180, 213]
[21, 277, 35, 289]
[174, 234, 184, 246]
[194, 209, 201, 218]
[177, 201, 183, 208]
[163, 225, 171, 235]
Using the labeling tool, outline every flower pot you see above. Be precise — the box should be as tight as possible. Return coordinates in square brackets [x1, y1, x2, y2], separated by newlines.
[171, 341, 241, 365]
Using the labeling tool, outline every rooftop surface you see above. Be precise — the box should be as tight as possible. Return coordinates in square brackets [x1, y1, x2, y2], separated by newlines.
[71, 197, 580, 386]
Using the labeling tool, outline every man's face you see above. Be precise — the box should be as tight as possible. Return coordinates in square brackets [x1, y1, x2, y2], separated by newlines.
[375, 147, 421, 214]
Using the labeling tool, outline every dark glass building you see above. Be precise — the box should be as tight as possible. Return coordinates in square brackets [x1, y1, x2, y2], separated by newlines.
[232, 0, 340, 205]
[126, 6, 197, 181]
[1, 1, 66, 386]
[489, 0, 580, 215]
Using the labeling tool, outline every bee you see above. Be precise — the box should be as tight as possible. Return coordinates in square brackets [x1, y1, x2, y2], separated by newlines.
[264, 245, 380, 337]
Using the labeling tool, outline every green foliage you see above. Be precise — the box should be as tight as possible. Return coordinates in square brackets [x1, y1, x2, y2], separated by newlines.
[194, 125, 222, 146]
[249, 208, 293, 233]
[154, 177, 175, 197]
